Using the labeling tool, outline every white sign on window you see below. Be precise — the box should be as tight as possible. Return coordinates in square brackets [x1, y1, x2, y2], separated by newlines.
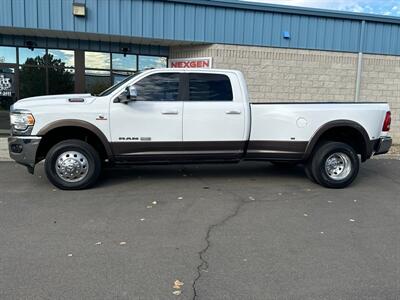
[0, 74, 12, 97]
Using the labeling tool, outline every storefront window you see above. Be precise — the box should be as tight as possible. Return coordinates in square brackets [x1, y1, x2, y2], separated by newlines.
[0, 46, 16, 64]
[85, 51, 110, 69]
[18, 48, 75, 98]
[47, 49, 75, 95]
[49, 68, 74, 95]
[112, 53, 137, 71]
[18, 48, 48, 100]
[83, 52, 166, 94]
[84, 52, 111, 94]
[0, 67, 16, 135]
[85, 70, 111, 95]
[139, 55, 167, 70]
[19, 65, 46, 99]
[19, 48, 46, 65]
[48, 49, 75, 68]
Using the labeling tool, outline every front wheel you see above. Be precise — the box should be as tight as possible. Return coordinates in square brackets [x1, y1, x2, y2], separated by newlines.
[310, 142, 360, 188]
[44, 139, 102, 190]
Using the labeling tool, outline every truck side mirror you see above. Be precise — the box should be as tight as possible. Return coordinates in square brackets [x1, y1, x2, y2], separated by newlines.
[115, 86, 137, 104]
[128, 85, 138, 99]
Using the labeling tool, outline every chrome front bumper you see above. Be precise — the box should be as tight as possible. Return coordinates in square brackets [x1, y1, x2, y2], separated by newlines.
[8, 136, 41, 173]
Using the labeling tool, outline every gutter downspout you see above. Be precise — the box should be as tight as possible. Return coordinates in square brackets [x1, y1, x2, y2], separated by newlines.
[355, 20, 366, 102]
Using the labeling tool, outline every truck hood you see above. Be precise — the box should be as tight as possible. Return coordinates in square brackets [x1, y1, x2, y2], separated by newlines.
[12, 94, 96, 110]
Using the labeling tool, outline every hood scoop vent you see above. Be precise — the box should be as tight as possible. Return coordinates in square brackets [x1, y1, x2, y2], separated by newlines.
[68, 98, 85, 103]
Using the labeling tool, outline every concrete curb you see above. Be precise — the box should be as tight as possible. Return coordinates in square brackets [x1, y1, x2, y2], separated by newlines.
[0, 138, 11, 161]
[1, 138, 399, 162]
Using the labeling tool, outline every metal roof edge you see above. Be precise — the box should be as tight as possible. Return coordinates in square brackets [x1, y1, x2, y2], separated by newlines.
[165, 0, 400, 24]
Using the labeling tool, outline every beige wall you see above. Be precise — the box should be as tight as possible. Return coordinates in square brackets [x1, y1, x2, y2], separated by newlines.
[360, 54, 400, 144]
[170, 44, 399, 144]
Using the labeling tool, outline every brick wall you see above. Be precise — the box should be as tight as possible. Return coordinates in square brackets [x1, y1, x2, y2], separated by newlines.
[170, 44, 399, 144]
[360, 54, 400, 144]
[170, 44, 358, 102]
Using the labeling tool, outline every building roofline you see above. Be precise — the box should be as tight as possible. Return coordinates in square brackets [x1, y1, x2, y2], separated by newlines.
[166, 0, 400, 24]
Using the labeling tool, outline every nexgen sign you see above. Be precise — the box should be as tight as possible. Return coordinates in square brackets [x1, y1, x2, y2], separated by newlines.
[169, 57, 212, 68]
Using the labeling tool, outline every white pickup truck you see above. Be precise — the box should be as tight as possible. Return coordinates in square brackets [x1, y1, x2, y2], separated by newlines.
[8, 68, 392, 190]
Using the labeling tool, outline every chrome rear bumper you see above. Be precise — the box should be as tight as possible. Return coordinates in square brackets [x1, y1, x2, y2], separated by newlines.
[374, 136, 392, 155]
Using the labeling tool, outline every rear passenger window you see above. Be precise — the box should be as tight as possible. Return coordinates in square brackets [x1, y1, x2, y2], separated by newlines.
[188, 74, 233, 101]
[135, 73, 180, 101]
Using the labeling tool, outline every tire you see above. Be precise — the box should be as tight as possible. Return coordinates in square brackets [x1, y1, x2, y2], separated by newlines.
[304, 162, 316, 183]
[44, 139, 102, 190]
[310, 141, 359, 189]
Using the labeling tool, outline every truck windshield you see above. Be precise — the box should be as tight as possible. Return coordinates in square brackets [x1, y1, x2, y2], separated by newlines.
[97, 72, 143, 97]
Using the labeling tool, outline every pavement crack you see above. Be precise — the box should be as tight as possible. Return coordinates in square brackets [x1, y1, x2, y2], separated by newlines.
[190, 188, 314, 299]
[191, 194, 249, 300]
[184, 166, 293, 300]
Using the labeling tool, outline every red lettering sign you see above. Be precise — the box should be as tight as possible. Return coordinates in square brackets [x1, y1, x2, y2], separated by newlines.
[169, 58, 212, 69]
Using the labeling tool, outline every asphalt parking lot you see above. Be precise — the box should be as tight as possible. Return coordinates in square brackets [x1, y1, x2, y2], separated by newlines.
[0, 160, 399, 300]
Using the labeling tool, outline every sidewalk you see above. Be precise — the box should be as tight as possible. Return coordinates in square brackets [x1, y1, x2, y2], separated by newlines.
[1, 137, 399, 162]
[0, 138, 10, 161]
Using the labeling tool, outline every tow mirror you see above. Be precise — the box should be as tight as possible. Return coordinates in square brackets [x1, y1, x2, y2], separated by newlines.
[115, 86, 138, 104]
[128, 85, 138, 99]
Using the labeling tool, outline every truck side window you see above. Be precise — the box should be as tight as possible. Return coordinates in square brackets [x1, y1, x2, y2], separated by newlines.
[188, 73, 233, 101]
[135, 73, 180, 101]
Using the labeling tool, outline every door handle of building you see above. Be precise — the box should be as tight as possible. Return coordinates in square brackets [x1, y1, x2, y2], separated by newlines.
[161, 109, 179, 115]
[225, 110, 241, 115]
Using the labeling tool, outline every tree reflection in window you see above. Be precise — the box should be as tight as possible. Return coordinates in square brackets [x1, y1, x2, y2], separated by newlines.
[19, 53, 74, 99]
[19, 57, 46, 99]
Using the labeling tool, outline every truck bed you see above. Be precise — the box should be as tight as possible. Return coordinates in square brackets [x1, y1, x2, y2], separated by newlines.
[245, 102, 390, 160]
[249, 102, 389, 142]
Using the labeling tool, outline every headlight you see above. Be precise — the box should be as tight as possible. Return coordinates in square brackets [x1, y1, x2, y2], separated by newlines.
[10, 112, 35, 131]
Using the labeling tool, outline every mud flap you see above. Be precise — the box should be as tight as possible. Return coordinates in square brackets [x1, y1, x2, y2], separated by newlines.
[27, 165, 35, 174]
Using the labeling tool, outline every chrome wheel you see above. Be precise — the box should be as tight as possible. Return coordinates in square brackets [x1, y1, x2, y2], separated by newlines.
[324, 152, 352, 180]
[55, 151, 89, 183]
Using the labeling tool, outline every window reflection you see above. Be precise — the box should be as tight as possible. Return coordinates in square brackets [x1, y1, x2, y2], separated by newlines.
[19, 65, 46, 99]
[135, 73, 179, 101]
[112, 71, 135, 84]
[19, 48, 46, 65]
[48, 49, 75, 68]
[85, 51, 110, 69]
[49, 68, 74, 95]
[47, 51, 75, 95]
[139, 56, 167, 70]
[85, 70, 111, 95]
[19, 50, 76, 98]
[0, 46, 17, 64]
[112, 53, 136, 71]
[189, 74, 233, 101]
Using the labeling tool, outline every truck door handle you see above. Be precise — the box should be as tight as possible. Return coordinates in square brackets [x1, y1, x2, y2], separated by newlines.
[225, 110, 241, 115]
[161, 109, 179, 115]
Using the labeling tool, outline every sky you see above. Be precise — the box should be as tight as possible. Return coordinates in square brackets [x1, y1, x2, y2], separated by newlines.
[244, 0, 400, 16]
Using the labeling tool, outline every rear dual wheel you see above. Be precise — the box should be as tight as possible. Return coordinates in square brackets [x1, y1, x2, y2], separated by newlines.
[305, 141, 359, 188]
